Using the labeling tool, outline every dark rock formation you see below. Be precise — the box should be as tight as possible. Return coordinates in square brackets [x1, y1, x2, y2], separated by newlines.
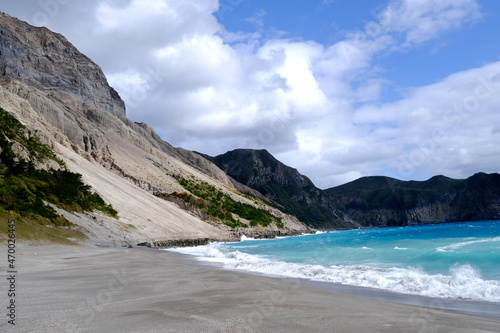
[208, 148, 500, 229]
[327, 173, 500, 227]
[207, 149, 349, 229]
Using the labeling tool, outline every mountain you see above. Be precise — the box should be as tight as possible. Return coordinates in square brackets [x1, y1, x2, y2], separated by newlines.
[326, 173, 500, 226]
[208, 147, 500, 228]
[208, 149, 353, 229]
[0, 15, 125, 118]
[0, 12, 312, 245]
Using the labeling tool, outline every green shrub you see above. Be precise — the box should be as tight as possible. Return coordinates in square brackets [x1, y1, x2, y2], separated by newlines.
[0, 107, 118, 226]
[172, 175, 282, 229]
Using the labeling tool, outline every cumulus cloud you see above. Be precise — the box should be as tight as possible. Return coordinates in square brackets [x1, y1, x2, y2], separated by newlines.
[2, 0, 498, 188]
[376, 0, 482, 47]
[352, 62, 500, 180]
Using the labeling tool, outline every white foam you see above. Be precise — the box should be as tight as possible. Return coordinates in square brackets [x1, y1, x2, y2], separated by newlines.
[394, 246, 409, 250]
[436, 236, 500, 252]
[167, 244, 500, 303]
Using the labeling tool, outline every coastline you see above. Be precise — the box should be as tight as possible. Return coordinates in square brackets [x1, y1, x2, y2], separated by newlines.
[168, 247, 500, 321]
[299, 279, 500, 320]
[10, 243, 500, 333]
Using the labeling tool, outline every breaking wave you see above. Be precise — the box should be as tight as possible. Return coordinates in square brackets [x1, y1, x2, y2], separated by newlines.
[436, 236, 500, 252]
[168, 243, 500, 303]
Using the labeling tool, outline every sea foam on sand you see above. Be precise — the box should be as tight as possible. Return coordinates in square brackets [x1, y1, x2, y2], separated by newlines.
[168, 242, 500, 303]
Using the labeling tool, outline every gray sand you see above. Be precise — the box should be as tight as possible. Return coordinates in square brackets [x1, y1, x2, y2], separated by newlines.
[6, 245, 500, 333]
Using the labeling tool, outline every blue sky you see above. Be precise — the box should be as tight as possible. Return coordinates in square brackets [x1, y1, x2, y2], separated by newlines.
[219, 0, 500, 101]
[219, 1, 389, 44]
[2, 0, 500, 188]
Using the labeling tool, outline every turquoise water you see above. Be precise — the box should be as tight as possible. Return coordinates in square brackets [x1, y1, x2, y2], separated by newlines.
[170, 220, 500, 302]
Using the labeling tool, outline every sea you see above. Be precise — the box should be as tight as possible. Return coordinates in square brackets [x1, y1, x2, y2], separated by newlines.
[168, 220, 500, 305]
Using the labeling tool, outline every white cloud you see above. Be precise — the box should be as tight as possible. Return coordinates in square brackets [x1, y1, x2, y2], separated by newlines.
[245, 9, 266, 30]
[351, 62, 500, 180]
[96, 0, 170, 31]
[3, 0, 497, 188]
[375, 0, 482, 47]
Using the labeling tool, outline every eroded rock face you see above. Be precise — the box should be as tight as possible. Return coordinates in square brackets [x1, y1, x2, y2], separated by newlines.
[210, 149, 347, 229]
[0, 11, 125, 117]
[0, 11, 234, 194]
[327, 174, 500, 227]
[0, 12, 312, 242]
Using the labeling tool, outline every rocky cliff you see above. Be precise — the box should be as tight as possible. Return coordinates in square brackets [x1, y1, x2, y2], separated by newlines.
[327, 173, 500, 227]
[207, 149, 352, 229]
[0, 13, 125, 117]
[208, 147, 500, 229]
[0, 12, 312, 245]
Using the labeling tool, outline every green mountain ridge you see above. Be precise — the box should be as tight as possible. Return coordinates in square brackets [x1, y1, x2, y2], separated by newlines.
[204, 149, 500, 229]
[209, 149, 349, 229]
[328, 172, 500, 227]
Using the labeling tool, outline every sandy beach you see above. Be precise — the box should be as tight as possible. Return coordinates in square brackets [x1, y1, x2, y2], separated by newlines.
[5, 244, 500, 333]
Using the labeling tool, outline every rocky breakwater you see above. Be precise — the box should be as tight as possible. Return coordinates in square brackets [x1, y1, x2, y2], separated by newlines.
[235, 228, 314, 239]
[137, 238, 215, 248]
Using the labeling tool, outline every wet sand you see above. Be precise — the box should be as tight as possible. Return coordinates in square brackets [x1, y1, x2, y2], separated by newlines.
[9, 244, 500, 333]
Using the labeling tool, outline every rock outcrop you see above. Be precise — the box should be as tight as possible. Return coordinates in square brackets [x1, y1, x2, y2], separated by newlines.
[0, 12, 125, 117]
[0, 12, 232, 192]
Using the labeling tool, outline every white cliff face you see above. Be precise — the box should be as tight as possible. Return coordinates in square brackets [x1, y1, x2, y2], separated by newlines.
[0, 11, 235, 190]
[0, 12, 126, 117]
[0, 12, 311, 244]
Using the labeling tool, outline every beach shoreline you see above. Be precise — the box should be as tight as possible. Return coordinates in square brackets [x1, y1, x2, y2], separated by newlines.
[8, 243, 500, 332]
[166, 247, 500, 321]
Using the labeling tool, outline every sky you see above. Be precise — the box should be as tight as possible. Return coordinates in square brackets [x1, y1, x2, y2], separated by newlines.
[2, 0, 500, 189]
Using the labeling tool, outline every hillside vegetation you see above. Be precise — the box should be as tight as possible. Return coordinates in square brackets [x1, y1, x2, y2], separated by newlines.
[207, 149, 500, 228]
[0, 107, 117, 242]
[209, 149, 346, 229]
[157, 175, 283, 229]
